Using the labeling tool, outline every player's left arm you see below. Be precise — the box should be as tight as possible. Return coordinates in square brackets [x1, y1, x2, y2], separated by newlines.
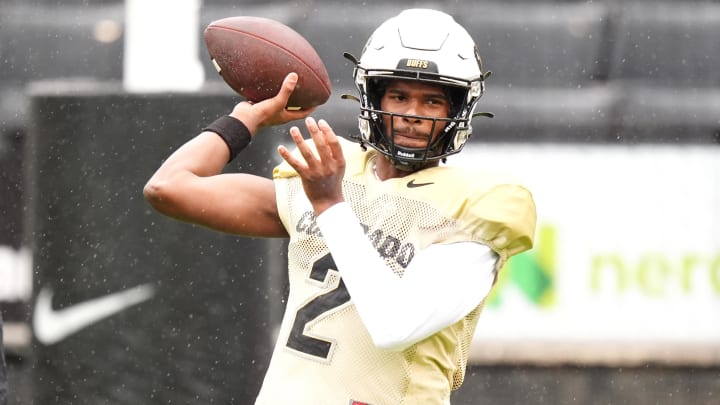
[317, 203, 501, 351]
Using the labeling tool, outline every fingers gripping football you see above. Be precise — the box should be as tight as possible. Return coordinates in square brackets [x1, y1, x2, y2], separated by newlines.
[278, 118, 346, 215]
[230, 73, 316, 133]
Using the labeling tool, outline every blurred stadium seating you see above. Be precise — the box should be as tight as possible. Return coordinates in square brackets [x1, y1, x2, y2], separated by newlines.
[0, 2, 124, 131]
[607, 2, 720, 143]
[607, 2, 720, 87]
[452, 1, 617, 142]
[0, 3, 124, 83]
[1, 0, 718, 145]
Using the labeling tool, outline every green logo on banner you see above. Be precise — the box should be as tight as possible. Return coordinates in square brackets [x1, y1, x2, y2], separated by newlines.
[488, 224, 556, 308]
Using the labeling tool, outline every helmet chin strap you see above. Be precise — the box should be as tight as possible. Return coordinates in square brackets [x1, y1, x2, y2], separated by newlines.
[390, 159, 424, 171]
[388, 148, 435, 171]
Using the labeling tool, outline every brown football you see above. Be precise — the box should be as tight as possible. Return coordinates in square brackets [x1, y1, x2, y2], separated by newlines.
[204, 16, 332, 110]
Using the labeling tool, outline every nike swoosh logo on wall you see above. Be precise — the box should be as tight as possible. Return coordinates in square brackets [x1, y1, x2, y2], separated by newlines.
[33, 283, 155, 345]
[406, 179, 434, 188]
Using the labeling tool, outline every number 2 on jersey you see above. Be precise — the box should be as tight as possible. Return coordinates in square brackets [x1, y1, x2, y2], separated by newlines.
[286, 253, 351, 360]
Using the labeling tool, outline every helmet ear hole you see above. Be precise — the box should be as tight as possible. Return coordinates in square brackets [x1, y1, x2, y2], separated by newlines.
[444, 87, 465, 118]
[367, 78, 387, 109]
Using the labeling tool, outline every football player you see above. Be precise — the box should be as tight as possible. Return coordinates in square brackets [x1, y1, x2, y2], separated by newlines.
[145, 8, 536, 405]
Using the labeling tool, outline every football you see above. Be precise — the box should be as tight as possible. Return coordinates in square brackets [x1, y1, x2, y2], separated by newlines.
[204, 16, 332, 110]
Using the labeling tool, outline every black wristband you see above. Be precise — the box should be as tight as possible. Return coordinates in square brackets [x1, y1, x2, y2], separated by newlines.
[202, 115, 252, 162]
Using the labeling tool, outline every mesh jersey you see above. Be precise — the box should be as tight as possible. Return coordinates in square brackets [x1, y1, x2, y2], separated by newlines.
[255, 138, 536, 405]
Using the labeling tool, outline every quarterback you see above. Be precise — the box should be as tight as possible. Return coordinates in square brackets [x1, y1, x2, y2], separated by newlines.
[144, 8, 536, 405]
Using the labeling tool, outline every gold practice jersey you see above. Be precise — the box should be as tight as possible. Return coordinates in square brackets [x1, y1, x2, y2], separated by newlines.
[255, 138, 536, 405]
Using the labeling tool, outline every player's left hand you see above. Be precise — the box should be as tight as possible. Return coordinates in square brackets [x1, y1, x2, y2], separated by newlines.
[278, 117, 346, 216]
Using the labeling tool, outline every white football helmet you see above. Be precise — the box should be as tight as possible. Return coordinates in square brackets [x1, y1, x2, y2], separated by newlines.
[347, 8, 489, 170]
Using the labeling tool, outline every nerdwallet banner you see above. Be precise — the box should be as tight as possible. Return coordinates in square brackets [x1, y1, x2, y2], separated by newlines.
[455, 144, 720, 366]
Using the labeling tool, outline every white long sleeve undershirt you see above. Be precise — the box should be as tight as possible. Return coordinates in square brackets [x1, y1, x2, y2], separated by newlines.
[315, 202, 498, 352]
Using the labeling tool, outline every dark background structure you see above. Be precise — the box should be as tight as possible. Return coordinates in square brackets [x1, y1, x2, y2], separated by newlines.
[1, 0, 719, 404]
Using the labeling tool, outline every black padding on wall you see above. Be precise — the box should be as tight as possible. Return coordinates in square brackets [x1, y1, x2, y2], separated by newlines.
[0, 127, 24, 249]
[26, 82, 288, 404]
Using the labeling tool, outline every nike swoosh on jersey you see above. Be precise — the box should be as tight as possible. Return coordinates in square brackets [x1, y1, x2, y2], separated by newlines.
[406, 179, 434, 188]
[33, 283, 155, 345]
